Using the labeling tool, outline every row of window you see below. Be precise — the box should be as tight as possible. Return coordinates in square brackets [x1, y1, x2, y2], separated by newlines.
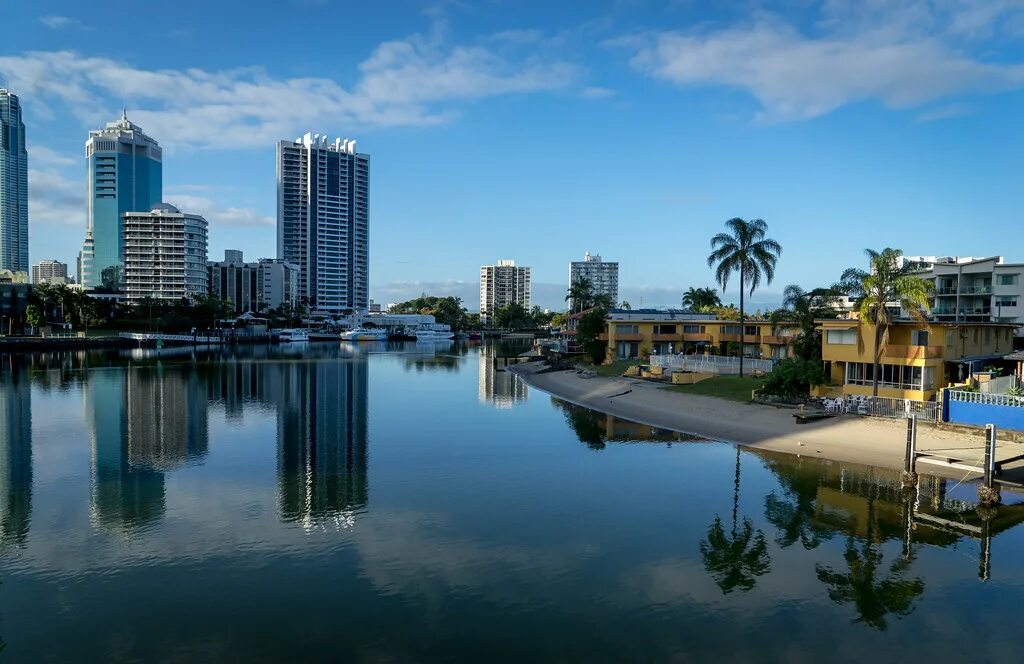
[845, 362, 936, 391]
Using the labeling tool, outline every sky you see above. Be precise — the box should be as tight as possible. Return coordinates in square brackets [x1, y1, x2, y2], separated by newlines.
[3, 0, 1024, 311]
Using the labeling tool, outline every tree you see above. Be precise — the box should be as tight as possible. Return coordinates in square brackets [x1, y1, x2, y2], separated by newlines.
[707, 218, 782, 377]
[566, 277, 594, 313]
[772, 284, 843, 361]
[619, 300, 631, 310]
[25, 304, 43, 331]
[759, 358, 828, 398]
[839, 249, 932, 396]
[576, 307, 609, 364]
[493, 302, 531, 330]
[682, 286, 722, 312]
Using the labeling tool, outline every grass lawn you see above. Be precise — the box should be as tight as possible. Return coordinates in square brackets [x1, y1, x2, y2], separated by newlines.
[661, 375, 765, 402]
[587, 359, 642, 377]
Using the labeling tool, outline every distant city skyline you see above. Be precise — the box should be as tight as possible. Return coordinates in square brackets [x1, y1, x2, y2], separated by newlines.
[4, 1, 1024, 310]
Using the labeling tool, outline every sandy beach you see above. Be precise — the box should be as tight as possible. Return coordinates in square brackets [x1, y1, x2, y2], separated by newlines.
[509, 362, 1024, 479]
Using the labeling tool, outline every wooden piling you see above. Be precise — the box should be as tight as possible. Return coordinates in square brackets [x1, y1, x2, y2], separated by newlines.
[978, 424, 1001, 506]
[901, 414, 918, 488]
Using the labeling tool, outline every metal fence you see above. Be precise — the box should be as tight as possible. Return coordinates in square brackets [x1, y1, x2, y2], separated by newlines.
[842, 395, 941, 421]
[947, 389, 1024, 408]
[979, 375, 1019, 395]
[650, 354, 775, 375]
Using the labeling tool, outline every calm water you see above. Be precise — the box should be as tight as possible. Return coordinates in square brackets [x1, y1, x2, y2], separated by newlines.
[2, 341, 1024, 661]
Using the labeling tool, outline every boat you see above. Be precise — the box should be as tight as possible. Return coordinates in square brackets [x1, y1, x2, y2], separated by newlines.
[278, 328, 309, 342]
[340, 328, 388, 341]
[413, 323, 455, 341]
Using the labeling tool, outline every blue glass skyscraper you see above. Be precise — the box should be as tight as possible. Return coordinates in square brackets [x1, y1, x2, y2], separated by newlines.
[0, 85, 29, 273]
[80, 111, 162, 288]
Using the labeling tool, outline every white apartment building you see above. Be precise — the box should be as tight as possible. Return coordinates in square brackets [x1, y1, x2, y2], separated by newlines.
[904, 255, 1024, 335]
[31, 259, 69, 284]
[480, 260, 531, 322]
[122, 204, 208, 304]
[568, 252, 618, 308]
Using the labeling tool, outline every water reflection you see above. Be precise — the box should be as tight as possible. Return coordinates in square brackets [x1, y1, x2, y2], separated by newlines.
[478, 344, 527, 408]
[0, 364, 31, 546]
[552, 399, 701, 449]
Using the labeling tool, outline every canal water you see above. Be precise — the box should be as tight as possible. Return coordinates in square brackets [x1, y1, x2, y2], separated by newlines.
[1, 342, 1023, 661]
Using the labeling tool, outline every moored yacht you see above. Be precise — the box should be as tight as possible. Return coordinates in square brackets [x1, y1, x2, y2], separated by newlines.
[413, 323, 455, 340]
[278, 328, 310, 342]
[340, 328, 388, 341]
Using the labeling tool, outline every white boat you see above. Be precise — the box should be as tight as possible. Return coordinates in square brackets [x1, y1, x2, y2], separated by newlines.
[278, 328, 309, 342]
[413, 323, 455, 341]
[340, 328, 388, 341]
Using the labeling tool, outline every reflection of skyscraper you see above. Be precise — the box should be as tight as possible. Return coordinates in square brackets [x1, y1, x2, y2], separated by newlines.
[125, 367, 209, 470]
[478, 345, 528, 408]
[86, 371, 166, 532]
[0, 363, 31, 545]
[277, 359, 368, 526]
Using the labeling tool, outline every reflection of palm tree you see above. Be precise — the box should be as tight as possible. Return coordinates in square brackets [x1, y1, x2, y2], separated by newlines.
[764, 490, 831, 550]
[700, 449, 771, 593]
[815, 500, 924, 630]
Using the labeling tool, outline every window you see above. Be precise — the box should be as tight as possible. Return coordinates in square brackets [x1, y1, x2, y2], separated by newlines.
[946, 330, 955, 347]
[682, 324, 705, 334]
[745, 325, 759, 336]
[615, 324, 638, 334]
[997, 297, 1018, 307]
[911, 330, 929, 346]
[998, 274, 1019, 286]
[654, 324, 677, 335]
[827, 329, 857, 345]
[721, 325, 741, 335]
[845, 362, 926, 390]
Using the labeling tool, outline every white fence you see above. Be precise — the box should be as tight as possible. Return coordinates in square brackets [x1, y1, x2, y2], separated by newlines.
[947, 390, 1024, 408]
[841, 394, 941, 421]
[650, 354, 775, 375]
[979, 375, 1019, 395]
[119, 332, 224, 344]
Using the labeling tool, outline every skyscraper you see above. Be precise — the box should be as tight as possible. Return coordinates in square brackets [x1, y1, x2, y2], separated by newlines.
[0, 86, 28, 273]
[569, 252, 619, 308]
[81, 112, 162, 288]
[31, 259, 69, 284]
[277, 132, 370, 314]
[479, 260, 531, 322]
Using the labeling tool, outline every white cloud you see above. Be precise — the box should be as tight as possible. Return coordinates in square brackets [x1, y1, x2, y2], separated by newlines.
[0, 30, 576, 150]
[40, 15, 81, 29]
[581, 86, 617, 99]
[915, 102, 974, 121]
[28, 169, 85, 228]
[29, 144, 78, 168]
[163, 193, 274, 228]
[619, 3, 1024, 121]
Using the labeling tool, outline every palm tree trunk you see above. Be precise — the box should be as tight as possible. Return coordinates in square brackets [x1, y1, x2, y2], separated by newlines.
[739, 271, 745, 378]
[732, 446, 741, 538]
[872, 321, 883, 397]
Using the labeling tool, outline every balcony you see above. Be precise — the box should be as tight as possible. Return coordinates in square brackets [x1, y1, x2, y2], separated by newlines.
[935, 287, 958, 296]
[763, 335, 793, 345]
[720, 333, 761, 343]
[682, 333, 712, 342]
[962, 286, 992, 295]
[884, 344, 944, 360]
[651, 333, 680, 341]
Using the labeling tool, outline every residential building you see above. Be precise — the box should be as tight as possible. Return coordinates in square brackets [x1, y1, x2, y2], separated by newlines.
[904, 255, 1024, 336]
[602, 309, 798, 361]
[819, 318, 1018, 401]
[569, 252, 618, 308]
[0, 86, 28, 273]
[480, 260, 531, 322]
[121, 204, 207, 304]
[277, 132, 369, 314]
[31, 260, 69, 284]
[0, 363, 32, 546]
[80, 112, 163, 288]
[207, 250, 300, 315]
[0, 269, 29, 284]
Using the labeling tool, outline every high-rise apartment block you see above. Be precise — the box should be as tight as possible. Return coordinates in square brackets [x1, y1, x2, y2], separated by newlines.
[480, 260, 531, 321]
[0, 86, 28, 273]
[31, 260, 69, 284]
[81, 112, 162, 288]
[122, 204, 207, 304]
[207, 250, 300, 315]
[569, 252, 618, 308]
[277, 132, 369, 314]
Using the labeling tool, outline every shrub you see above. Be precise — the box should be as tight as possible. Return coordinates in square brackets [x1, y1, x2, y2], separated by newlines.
[759, 358, 827, 398]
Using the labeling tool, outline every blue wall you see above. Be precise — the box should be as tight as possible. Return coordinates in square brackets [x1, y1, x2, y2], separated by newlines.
[947, 400, 1024, 431]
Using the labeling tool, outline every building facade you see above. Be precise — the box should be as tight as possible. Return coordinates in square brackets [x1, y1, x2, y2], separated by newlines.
[81, 112, 163, 288]
[207, 250, 300, 315]
[569, 252, 618, 308]
[31, 259, 69, 284]
[903, 255, 1024, 336]
[601, 309, 798, 361]
[277, 132, 369, 314]
[480, 260, 531, 322]
[0, 87, 28, 273]
[122, 204, 207, 304]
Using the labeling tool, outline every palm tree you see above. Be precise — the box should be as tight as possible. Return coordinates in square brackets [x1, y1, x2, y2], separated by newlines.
[566, 276, 594, 313]
[839, 249, 932, 396]
[619, 300, 632, 310]
[682, 286, 722, 311]
[699, 448, 771, 593]
[707, 218, 782, 377]
[774, 284, 843, 361]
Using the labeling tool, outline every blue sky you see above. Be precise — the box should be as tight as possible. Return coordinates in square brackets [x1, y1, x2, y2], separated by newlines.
[3, 0, 1024, 311]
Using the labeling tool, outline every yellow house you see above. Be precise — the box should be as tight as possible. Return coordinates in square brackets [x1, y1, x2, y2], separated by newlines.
[601, 309, 797, 362]
[819, 319, 1018, 401]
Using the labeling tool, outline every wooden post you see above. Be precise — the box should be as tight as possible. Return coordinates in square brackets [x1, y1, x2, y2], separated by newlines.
[901, 414, 918, 488]
[979, 518, 992, 582]
[978, 424, 1001, 505]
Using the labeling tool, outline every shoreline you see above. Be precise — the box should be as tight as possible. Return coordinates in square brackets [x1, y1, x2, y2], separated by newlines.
[509, 361, 1024, 479]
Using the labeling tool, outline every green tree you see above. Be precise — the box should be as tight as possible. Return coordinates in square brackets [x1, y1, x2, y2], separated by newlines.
[25, 304, 43, 331]
[771, 284, 843, 361]
[493, 302, 531, 330]
[682, 286, 722, 311]
[839, 249, 932, 396]
[759, 358, 828, 398]
[566, 277, 594, 313]
[707, 218, 782, 377]
[576, 307, 609, 364]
